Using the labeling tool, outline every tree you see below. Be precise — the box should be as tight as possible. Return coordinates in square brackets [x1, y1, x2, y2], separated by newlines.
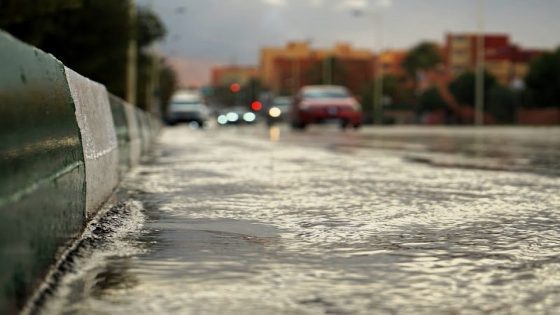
[1, 0, 171, 104]
[136, 7, 166, 48]
[360, 75, 415, 123]
[524, 47, 560, 108]
[0, 0, 83, 29]
[2, 0, 131, 97]
[448, 71, 497, 107]
[418, 87, 447, 112]
[487, 86, 515, 123]
[158, 62, 178, 115]
[135, 7, 167, 111]
[402, 42, 442, 77]
[361, 75, 413, 109]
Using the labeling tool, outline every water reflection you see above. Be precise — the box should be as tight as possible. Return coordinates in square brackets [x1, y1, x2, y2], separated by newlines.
[276, 127, 560, 177]
[269, 126, 281, 142]
[91, 257, 139, 298]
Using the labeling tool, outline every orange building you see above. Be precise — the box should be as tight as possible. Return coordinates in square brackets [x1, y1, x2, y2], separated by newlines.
[445, 33, 542, 85]
[379, 50, 408, 78]
[259, 41, 375, 95]
[211, 65, 258, 87]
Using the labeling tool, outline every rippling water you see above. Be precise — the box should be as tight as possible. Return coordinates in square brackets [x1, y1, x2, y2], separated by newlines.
[40, 126, 560, 314]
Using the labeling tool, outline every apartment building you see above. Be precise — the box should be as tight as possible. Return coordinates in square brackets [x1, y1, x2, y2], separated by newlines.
[259, 41, 375, 95]
[445, 33, 541, 85]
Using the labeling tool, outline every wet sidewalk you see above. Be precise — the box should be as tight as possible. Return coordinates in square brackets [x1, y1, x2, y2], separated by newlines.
[40, 126, 560, 315]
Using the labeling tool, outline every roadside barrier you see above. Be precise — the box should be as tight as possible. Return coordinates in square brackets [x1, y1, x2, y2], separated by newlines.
[124, 101, 143, 168]
[65, 68, 120, 219]
[0, 30, 160, 313]
[110, 95, 132, 178]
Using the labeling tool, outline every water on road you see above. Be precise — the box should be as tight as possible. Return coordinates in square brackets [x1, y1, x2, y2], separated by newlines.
[40, 125, 560, 315]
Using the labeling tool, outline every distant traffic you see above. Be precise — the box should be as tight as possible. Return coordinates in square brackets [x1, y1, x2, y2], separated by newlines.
[166, 85, 364, 130]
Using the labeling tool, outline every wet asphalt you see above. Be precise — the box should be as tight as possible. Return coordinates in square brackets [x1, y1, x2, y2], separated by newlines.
[39, 124, 560, 315]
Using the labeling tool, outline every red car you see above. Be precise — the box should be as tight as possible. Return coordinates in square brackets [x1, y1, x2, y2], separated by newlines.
[290, 85, 363, 129]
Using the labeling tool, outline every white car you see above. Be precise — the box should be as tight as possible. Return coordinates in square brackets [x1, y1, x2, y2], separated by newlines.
[166, 90, 210, 127]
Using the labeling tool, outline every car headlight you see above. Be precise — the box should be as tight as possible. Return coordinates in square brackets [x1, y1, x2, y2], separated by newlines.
[217, 115, 228, 125]
[226, 112, 239, 122]
[268, 107, 282, 118]
[243, 112, 256, 122]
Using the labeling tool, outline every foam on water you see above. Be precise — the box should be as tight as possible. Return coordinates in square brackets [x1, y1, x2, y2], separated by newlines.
[38, 126, 560, 315]
[36, 198, 146, 315]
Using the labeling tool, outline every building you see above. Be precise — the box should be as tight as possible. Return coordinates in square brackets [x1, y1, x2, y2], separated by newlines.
[259, 41, 375, 95]
[379, 49, 408, 78]
[211, 65, 258, 87]
[445, 33, 542, 85]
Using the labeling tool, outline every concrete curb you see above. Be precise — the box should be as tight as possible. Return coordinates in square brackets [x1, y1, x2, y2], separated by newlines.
[66, 67, 120, 220]
[0, 30, 160, 313]
[123, 101, 142, 168]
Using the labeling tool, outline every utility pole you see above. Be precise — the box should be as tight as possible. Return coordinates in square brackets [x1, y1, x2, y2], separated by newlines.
[475, 0, 485, 125]
[374, 13, 384, 125]
[126, 0, 137, 105]
[146, 0, 161, 117]
[374, 54, 383, 125]
[352, 9, 385, 124]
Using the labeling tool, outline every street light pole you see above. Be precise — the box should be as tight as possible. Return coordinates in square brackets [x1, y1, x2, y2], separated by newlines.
[475, 0, 485, 125]
[349, 5, 387, 124]
[353, 9, 384, 125]
[373, 13, 384, 125]
[126, 0, 137, 105]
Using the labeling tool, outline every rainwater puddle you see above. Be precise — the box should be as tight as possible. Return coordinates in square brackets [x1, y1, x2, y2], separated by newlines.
[39, 126, 560, 315]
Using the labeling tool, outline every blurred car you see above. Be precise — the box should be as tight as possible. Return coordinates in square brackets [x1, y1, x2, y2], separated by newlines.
[166, 90, 209, 127]
[290, 85, 362, 129]
[266, 96, 292, 126]
[216, 106, 257, 126]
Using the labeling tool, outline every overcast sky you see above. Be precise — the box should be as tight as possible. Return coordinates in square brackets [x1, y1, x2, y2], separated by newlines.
[138, 0, 560, 85]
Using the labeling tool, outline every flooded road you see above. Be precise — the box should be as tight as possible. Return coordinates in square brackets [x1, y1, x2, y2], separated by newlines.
[40, 125, 560, 314]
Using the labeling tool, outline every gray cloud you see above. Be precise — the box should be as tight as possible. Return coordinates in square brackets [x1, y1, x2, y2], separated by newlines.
[140, 0, 560, 84]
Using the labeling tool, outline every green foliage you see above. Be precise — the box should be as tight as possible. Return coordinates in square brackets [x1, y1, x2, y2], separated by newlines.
[1, 0, 169, 102]
[0, 0, 83, 26]
[449, 71, 518, 123]
[380, 75, 400, 100]
[402, 42, 442, 77]
[2, 0, 131, 97]
[418, 87, 447, 112]
[360, 75, 415, 123]
[136, 7, 166, 48]
[449, 71, 497, 107]
[135, 8, 168, 111]
[361, 75, 414, 110]
[487, 86, 516, 123]
[158, 63, 177, 115]
[524, 48, 560, 108]
[382, 75, 416, 106]
[136, 53, 153, 111]
[360, 82, 374, 119]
